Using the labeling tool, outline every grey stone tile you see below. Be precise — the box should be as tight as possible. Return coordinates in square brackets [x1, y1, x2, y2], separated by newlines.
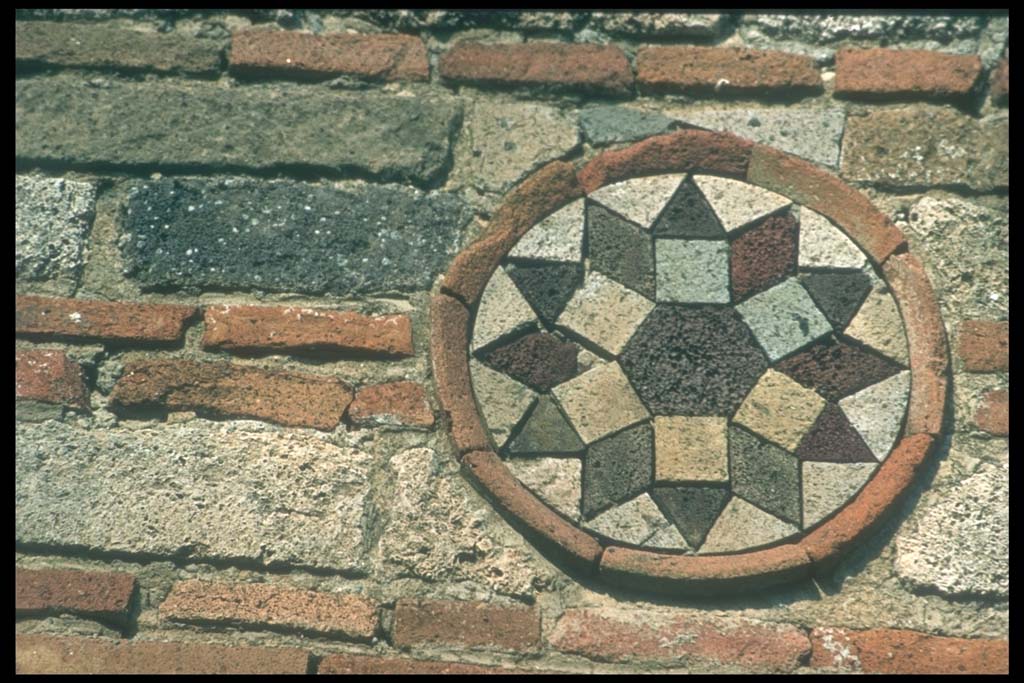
[655, 239, 730, 303]
[735, 277, 833, 362]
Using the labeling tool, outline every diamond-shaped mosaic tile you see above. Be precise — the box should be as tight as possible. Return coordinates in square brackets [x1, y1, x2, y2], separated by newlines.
[588, 202, 656, 298]
[655, 239, 730, 303]
[774, 335, 904, 402]
[588, 173, 685, 229]
[480, 332, 579, 392]
[839, 370, 910, 461]
[505, 261, 583, 328]
[801, 461, 877, 528]
[508, 198, 584, 262]
[699, 496, 800, 554]
[729, 425, 801, 526]
[505, 456, 583, 522]
[730, 212, 798, 301]
[733, 369, 827, 452]
[506, 395, 585, 456]
[651, 485, 730, 548]
[798, 207, 867, 270]
[651, 177, 725, 238]
[470, 359, 537, 449]
[583, 491, 671, 545]
[556, 271, 655, 356]
[654, 416, 729, 483]
[735, 277, 833, 362]
[581, 422, 654, 518]
[472, 265, 538, 351]
[552, 361, 650, 444]
[692, 174, 792, 233]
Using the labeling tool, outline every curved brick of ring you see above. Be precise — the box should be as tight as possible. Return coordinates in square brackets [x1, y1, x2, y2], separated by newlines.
[430, 128, 950, 594]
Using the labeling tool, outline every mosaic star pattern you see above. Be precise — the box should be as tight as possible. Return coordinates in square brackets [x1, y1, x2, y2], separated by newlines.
[471, 174, 911, 554]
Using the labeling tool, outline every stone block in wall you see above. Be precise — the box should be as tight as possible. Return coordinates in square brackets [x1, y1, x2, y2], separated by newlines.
[16, 176, 96, 295]
[588, 12, 724, 38]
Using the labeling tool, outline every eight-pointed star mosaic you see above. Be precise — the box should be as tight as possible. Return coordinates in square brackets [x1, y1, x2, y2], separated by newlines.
[469, 173, 910, 554]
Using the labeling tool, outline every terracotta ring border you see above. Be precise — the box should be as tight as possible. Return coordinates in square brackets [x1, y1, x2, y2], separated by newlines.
[430, 129, 950, 593]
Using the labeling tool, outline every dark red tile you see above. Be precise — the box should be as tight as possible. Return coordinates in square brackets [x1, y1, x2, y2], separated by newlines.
[795, 403, 876, 463]
[775, 336, 903, 402]
[730, 213, 798, 300]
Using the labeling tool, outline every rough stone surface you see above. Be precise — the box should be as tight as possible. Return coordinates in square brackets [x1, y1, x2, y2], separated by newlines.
[481, 332, 578, 392]
[587, 203, 656, 299]
[802, 462, 877, 528]
[583, 493, 672, 545]
[16, 76, 461, 184]
[678, 108, 846, 169]
[451, 100, 580, 195]
[800, 271, 874, 331]
[469, 359, 536, 449]
[506, 396, 585, 456]
[651, 177, 725, 238]
[735, 278, 833, 362]
[656, 239, 730, 303]
[637, 47, 822, 95]
[839, 371, 910, 460]
[16, 21, 225, 74]
[654, 416, 729, 483]
[15, 420, 372, 572]
[508, 199, 584, 263]
[16, 568, 135, 624]
[393, 599, 541, 652]
[835, 48, 982, 99]
[774, 336, 904, 402]
[841, 106, 1008, 191]
[957, 321, 1009, 372]
[843, 285, 909, 364]
[472, 266, 538, 351]
[734, 369, 827, 452]
[740, 14, 986, 46]
[700, 496, 800, 554]
[505, 262, 582, 327]
[895, 463, 1008, 598]
[589, 12, 723, 37]
[16, 295, 195, 343]
[651, 486, 731, 549]
[579, 106, 677, 146]
[348, 381, 434, 429]
[120, 178, 472, 296]
[730, 213, 798, 301]
[990, 58, 1009, 104]
[588, 174, 685, 230]
[798, 208, 867, 269]
[620, 306, 767, 416]
[553, 362, 649, 445]
[974, 389, 1008, 436]
[729, 426, 801, 526]
[808, 627, 1008, 675]
[582, 423, 654, 518]
[556, 271, 654, 356]
[505, 456, 582, 521]
[693, 175, 792, 234]
[794, 403, 877, 464]
[15, 349, 89, 410]
[16, 176, 96, 294]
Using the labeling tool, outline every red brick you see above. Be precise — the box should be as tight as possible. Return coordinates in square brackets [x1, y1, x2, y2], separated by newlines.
[439, 41, 632, 95]
[956, 320, 1009, 372]
[15, 634, 309, 674]
[441, 161, 584, 306]
[160, 580, 378, 640]
[461, 451, 603, 571]
[637, 46, 822, 95]
[577, 129, 752, 195]
[882, 253, 949, 436]
[550, 608, 810, 672]
[230, 28, 428, 82]
[16, 568, 136, 625]
[430, 294, 488, 454]
[392, 598, 541, 652]
[202, 304, 413, 358]
[109, 359, 352, 430]
[318, 654, 557, 675]
[991, 58, 1009, 105]
[835, 48, 982, 99]
[974, 389, 1008, 436]
[348, 381, 434, 429]
[747, 144, 906, 265]
[809, 627, 1008, 674]
[15, 349, 89, 409]
[16, 295, 195, 344]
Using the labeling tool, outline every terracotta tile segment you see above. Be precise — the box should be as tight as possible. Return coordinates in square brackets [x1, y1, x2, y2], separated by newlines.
[15, 634, 309, 675]
[956, 320, 1009, 372]
[430, 294, 487, 455]
[800, 433, 934, 566]
[578, 129, 752, 194]
[439, 41, 632, 95]
[16, 568, 136, 625]
[392, 598, 541, 652]
[159, 580, 378, 640]
[809, 627, 1008, 674]
[202, 304, 413, 358]
[230, 29, 429, 82]
[318, 654, 556, 675]
[15, 349, 89, 410]
[746, 145, 906, 265]
[637, 46, 822, 95]
[347, 381, 434, 429]
[442, 161, 583, 306]
[480, 332, 578, 392]
[108, 359, 352, 430]
[730, 212, 798, 300]
[599, 542, 813, 596]
[775, 336, 903, 402]
[835, 48, 982, 99]
[549, 608, 810, 671]
[974, 389, 1008, 436]
[881, 253, 949, 436]
[461, 450, 603, 571]
[990, 58, 1009, 105]
[16, 295, 196, 344]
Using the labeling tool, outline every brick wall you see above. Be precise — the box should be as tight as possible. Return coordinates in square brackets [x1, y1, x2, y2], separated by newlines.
[16, 10, 1007, 674]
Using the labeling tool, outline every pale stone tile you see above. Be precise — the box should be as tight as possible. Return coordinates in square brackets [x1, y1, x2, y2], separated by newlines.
[472, 265, 539, 351]
[556, 270, 655, 356]
[655, 239, 730, 303]
[644, 523, 692, 551]
[735, 277, 833, 362]
[699, 496, 800, 553]
[583, 492, 672, 545]
[588, 173, 686, 229]
[505, 456, 582, 522]
[839, 370, 910, 461]
[509, 198, 585, 262]
[552, 361, 649, 444]
[733, 369, 827, 452]
[843, 283, 910, 365]
[692, 174, 792, 233]
[470, 359, 537, 449]
[802, 461, 877, 528]
[654, 416, 729, 483]
[798, 207, 868, 269]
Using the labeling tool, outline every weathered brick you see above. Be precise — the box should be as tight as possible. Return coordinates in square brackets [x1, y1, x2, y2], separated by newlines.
[16, 175, 96, 294]
[974, 389, 1008, 436]
[230, 29, 428, 81]
[202, 304, 413, 358]
[15, 634, 309, 675]
[809, 628, 1008, 674]
[16, 76, 461, 185]
[549, 608, 809, 672]
[16, 568, 136, 625]
[392, 598, 541, 652]
[990, 58, 1009, 104]
[637, 46, 822, 95]
[109, 359, 352, 430]
[348, 381, 434, 429]
[15, 350, 89, 409]
[835, 48, 981, 99]
[318, 654, 556, 675]
[16, 295, 195, 344]
[160, 580, 378, 640]
[16, 21, 224, 75]
[440, 42, 632, 95]
[957, 320, 1009, 372]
